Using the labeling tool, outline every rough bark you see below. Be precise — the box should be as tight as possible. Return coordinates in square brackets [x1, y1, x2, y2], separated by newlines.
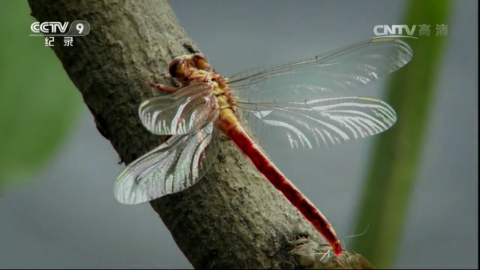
[27, 0, 375, 268]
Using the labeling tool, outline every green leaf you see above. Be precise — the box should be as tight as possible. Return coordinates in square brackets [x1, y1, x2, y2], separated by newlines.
[351, 0, 453, 268]
[0, 1, 81, 186]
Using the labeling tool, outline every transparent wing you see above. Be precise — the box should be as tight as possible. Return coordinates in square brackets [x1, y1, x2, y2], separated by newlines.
[139, 82, 218, 135]
[114, 122, 220, 204]
[228, 38, 413, 102]
[236, 97, 396, 149]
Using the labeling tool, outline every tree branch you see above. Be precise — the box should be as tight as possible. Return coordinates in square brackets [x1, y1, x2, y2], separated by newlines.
[28, 0, 375, 268]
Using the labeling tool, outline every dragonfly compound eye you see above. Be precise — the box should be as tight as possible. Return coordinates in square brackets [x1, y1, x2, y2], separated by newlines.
[168, 57, 186, 79]
[192, 53, 211, 71]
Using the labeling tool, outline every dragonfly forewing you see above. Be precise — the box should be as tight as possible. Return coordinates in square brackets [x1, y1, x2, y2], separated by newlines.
[228, 37, 413, 103]
[139, 82, 218, 135]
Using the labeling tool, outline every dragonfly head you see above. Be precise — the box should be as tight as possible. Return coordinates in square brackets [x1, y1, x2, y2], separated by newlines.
[168, 56, 187, 81]
[168, 53, 212, 82]
[191, 53, 212, 72]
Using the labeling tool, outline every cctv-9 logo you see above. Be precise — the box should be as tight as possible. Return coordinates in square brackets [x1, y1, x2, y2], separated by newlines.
[30, 20, 90, 36]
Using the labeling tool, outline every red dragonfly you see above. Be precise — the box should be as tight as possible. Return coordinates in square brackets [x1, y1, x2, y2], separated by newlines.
[114, 37, 413, 256]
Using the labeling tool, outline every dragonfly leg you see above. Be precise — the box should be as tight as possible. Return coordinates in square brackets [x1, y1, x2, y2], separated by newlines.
[139, 79, 180, 92]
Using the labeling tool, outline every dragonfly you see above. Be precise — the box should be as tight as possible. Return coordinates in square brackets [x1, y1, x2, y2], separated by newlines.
[114, 37, 413, 256]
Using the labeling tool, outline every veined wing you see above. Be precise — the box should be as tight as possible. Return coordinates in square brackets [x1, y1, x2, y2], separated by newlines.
[139, 82, 218, 135]
[228, 38, 412, 102]
[114, 122, 219, 204]
[236, 97, 396, 149]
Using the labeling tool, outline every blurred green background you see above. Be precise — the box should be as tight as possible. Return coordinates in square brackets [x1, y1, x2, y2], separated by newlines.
[0, 0, 81, 186]
[0, 0, 477, 269]
[352, 0, 453, 267]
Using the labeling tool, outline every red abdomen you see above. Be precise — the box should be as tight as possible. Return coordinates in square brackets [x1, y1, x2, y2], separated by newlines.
[219, 116, 343, 256]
